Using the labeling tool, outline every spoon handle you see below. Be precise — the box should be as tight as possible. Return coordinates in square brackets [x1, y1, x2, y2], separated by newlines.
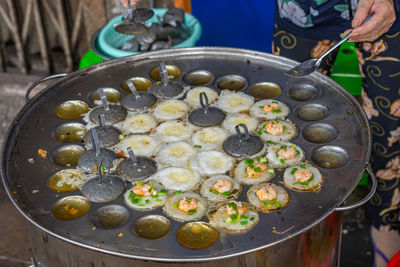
[316, 35, 350, 65]
[317, 13, 374, 65]
[160, 63, 169, 86]
[99, 88, 110, 111]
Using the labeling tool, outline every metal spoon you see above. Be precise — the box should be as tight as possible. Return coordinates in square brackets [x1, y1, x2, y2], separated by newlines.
[286, 13, 374, 77]
[114, 0, 148, 35]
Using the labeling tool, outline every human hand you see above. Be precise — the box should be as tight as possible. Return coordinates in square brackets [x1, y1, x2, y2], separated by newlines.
[343, 0, 396, 42]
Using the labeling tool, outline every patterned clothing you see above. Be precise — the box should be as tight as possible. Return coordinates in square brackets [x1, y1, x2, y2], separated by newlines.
[275, 0, 400, 40]
[272, 25, 400, 231]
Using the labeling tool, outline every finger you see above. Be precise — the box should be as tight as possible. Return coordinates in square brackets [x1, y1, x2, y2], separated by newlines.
[351, 12, 382, 38]
[349, 25, 390, 42]
[342, 29, 352, 37]
[352, 0, 373, 27]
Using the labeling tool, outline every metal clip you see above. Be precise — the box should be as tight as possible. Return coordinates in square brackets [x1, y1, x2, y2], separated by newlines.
[235, 124, 250, 141]
[90, 128, 101, 157]
[160, 63, 169, 86]
[98, 88, 110, 111]
[127, 147, 138, 165]
[126, 80, 140, 99]
[199, 92, 209, 114]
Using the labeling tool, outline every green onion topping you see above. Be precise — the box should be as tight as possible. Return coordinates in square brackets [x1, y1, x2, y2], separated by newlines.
[188, 209, 197, 215]
[260, 199, 282, 208]
[209, 188, 219, 194]
[293, 175, 314, 186]
[223, 191, 232, 196]
[244, 159, 254, 165]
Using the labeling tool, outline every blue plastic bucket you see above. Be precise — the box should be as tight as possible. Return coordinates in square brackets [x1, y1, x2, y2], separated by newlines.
[97, 8, 202, 59]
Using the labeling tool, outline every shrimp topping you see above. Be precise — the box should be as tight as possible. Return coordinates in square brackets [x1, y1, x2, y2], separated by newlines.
[178, 197, 198, 213]
[294, 169, 313, 183]
[278, 147, 297, 160]
[256, 186, 277, 201]
[246, 163, 267, 178]
[213, 179, 233, 193]
[133, 184, 152, 196]
[263, 103, 280, 113]
[265, 121, 283, 135]
[226, 201, 247, 216]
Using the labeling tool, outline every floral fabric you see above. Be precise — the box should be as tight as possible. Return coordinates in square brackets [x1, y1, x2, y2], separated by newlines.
[272, 25, 400, 231]
[274, 0, 400, 40]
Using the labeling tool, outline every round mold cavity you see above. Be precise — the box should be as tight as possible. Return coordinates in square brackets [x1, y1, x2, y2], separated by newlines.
[54, 123, 86, 143]
[53, 145, 85, 167]
[296, 104, 328, 121]
[303, 123, 337, 143]
[121, 77, 152, 92]
[89, 88, 120, 103]
[183, 70, 214, 86]
[248, 82, 281, 99]
[287, 83, 319, 101]
[176, 222, 218, 250]
[56, 100, 88, 119]
[90, 205, 130, 229]
[52, 196, 90, 220]
[48, 169, 84, 192]
[133, 215, 171, 240]
[215, 74, 247, 91]
[150, 65, 181, 81]
[312, 146, 349, 169]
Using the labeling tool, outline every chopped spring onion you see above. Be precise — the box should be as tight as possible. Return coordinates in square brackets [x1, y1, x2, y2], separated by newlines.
[188, 209, 197, 215]
[209, 188, 219, 195]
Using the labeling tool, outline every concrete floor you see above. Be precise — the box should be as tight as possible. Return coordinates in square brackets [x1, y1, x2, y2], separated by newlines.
[0, 72, 374, 267]
[0, 73, 38, 267]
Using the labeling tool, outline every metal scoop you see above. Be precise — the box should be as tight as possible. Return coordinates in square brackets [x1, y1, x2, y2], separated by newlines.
[148, 63, 184, 99]
[83, 114, 121, 148]
[114, 0, 151, 35]
[116, 147, 157, 182]
[78, 128, 117, 173]
[223, 124, 263, 158]
[188, 92, 226, 127]
[120, 80, 157, 112]
[89, 88, 127, 124]
[81, 158, 125, 203]
[286, 13, 374, 77]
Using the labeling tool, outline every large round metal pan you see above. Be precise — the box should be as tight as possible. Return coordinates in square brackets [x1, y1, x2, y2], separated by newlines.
[1, 47, 371, 262]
